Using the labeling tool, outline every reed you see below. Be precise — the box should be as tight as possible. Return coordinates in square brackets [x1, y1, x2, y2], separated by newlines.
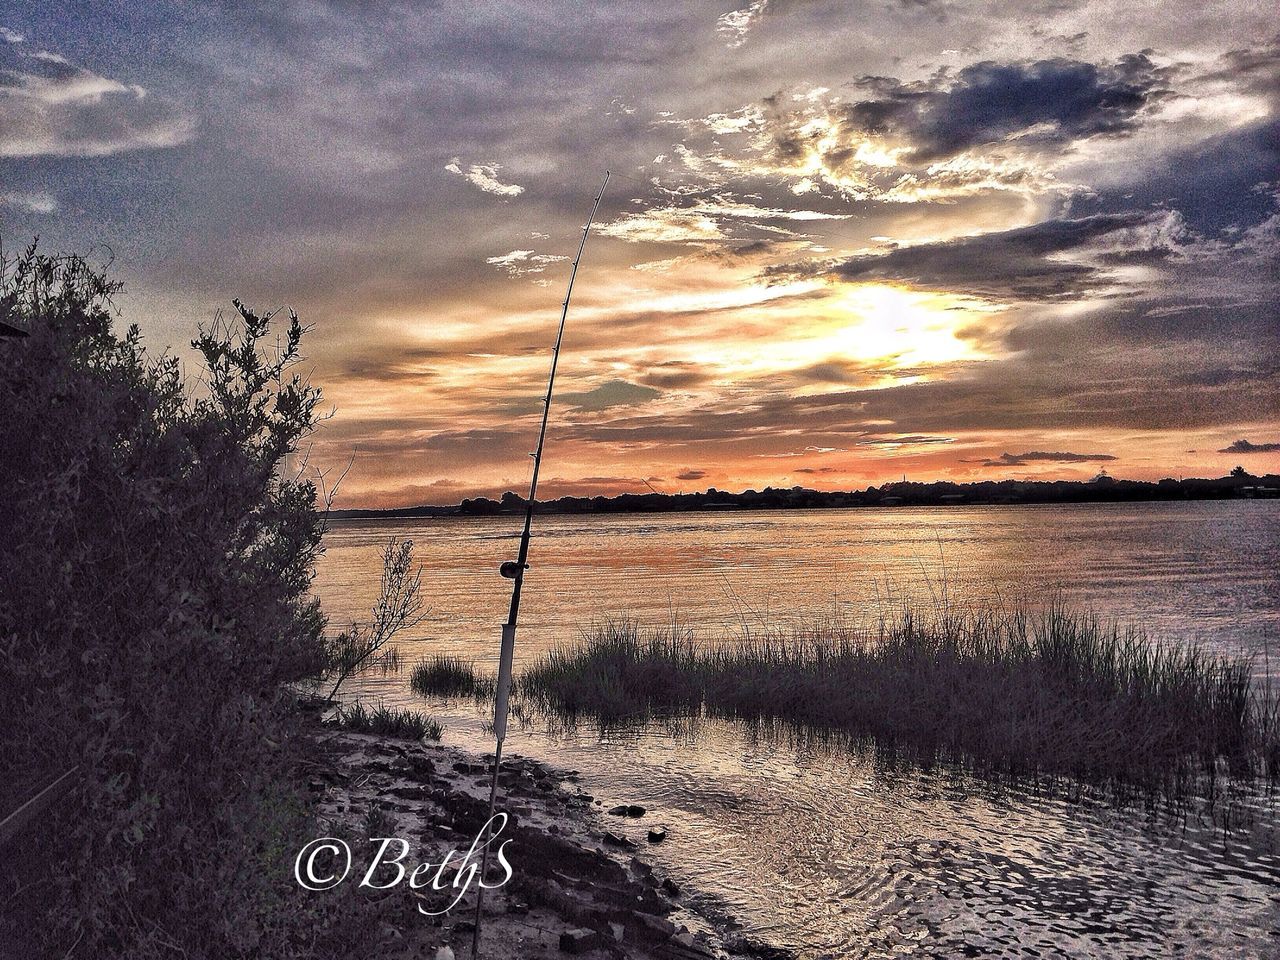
[518, 607, 1277, 792]
[328, 702, 443, 741]
[410, 655, 496, 699]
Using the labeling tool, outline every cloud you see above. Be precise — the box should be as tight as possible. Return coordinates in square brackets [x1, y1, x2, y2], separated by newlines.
[485, 248, 568, 278]
[559, 379, 661, 412]
[599, 208, 726, 244]
[13, 3, 1277, 507]
[1218, 439, 1280, 453]
[690, 196, 849, 222]
[652, 49, 1174, 208]
[0, 41, 194, 157]
[972, 450, 1118, 467]
[445, 158, 524, 197]
[844, 54, 1171, 164]
[1077, 118, 1280, 236]
[773, 213, 1155, 300]
[487, 249, 534, 266]
[599, 192, 850, 248]
[857, 435, 955, 446]
[1, 190, 57, 213]
[717, 0, 771, 48]
[676, 468, 708, 480]
[1196, 40, 1280, 105]
[638, 361, 713, 389]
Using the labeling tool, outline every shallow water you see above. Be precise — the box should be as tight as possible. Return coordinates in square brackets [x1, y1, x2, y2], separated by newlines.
[314, 501, 1280, 958]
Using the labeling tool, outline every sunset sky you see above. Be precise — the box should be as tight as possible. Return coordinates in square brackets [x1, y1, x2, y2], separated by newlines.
[2, 2, 1277, 506]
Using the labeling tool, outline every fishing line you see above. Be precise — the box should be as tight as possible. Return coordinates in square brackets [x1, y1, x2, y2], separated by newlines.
[470, 171, 611, 958]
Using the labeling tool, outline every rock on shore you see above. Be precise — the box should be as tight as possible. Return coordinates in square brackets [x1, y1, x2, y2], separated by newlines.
[303, 724, 791, 959]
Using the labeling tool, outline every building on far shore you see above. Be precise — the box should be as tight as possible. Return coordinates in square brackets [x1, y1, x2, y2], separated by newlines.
[1241, 485, 1279, 498]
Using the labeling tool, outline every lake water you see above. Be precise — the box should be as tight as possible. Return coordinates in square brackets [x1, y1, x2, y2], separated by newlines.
[313, 501, 1280, 958]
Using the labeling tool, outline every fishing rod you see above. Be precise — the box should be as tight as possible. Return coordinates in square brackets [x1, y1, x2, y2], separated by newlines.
[470, 170, 610, 957]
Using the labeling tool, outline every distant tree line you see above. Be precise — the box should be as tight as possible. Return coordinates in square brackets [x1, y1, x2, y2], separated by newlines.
[331, 471, 1280, 519]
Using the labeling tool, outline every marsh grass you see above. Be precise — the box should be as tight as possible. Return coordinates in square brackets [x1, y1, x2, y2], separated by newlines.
[517, 608, 1277, 794]
[410, 654, 496, 699]
[328, 702, 442, 741]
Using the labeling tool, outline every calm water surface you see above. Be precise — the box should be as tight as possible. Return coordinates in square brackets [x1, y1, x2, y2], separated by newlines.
[314, 502, 1280, 958]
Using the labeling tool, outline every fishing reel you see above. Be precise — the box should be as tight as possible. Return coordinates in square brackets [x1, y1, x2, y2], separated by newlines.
[499, 561, 528, 579]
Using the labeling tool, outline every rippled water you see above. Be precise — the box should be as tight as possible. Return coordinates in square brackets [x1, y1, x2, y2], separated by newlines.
[314, 502, 1280, 958]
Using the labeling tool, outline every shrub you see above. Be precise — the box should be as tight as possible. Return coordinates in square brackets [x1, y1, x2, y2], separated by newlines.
[322, 537, 424, 699]
[0, 242, 373, 957]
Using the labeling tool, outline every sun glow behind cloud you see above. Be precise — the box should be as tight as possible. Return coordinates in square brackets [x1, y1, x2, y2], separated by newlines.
[7, 3, 1276, 506]
[805, 284, 1002, 371]
[638, 281, 1004, 388]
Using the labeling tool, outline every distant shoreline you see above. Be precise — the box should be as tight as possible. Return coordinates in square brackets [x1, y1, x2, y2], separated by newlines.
[329, 472, 1280, 519]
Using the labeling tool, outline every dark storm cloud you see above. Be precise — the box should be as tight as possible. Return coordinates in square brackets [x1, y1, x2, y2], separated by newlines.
[1218, 439, 1280, 453]
[1171, 367, 1266, 388]
[843, 54, 1171, 163]
[338, 350, 443, 383]
[1001, 297, 1280, 372]
[790, 359, 889, 385]
[770, 213, 1153, 300]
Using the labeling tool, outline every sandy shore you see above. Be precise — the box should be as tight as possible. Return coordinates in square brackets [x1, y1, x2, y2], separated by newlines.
[301, 722, 790, 959]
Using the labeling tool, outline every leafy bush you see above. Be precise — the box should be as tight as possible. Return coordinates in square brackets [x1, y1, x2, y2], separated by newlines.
[0, 242, 377, 957]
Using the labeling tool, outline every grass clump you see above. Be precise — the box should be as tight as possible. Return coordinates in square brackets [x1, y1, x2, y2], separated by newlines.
[519, 609, 1278, 794]
[329, 702, 442, 741]
[410, 655, 495, 699]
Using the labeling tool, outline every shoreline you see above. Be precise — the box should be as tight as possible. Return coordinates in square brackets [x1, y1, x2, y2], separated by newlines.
[327, 475, 1280, 520]
[303, 717, 790, 959]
